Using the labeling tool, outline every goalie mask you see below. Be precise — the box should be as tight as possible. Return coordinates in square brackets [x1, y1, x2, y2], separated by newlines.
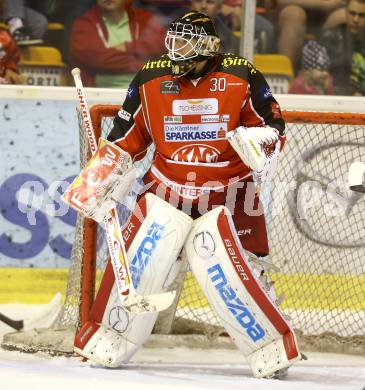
[165, 11, 220, 77]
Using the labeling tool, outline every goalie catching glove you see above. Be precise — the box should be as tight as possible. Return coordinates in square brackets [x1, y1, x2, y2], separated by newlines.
[62, 138, 134, 223]
[226, 126, 282, 185]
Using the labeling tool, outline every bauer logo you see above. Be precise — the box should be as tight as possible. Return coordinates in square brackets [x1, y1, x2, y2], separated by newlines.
[223, 239, 250, 281]
[130, 222, 164, 287]
[171, 144, 220, 163]
[208, 263, 265, 342]
[173, 98, 218, 115]
[117, 108, 131, 121]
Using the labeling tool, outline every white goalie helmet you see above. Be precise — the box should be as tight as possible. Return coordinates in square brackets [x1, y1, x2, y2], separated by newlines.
[165, 11, 221, 77]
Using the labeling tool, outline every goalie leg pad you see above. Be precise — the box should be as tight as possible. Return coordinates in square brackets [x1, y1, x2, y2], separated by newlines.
[74, 192, 193, 367]
[184, 206, 300, 378]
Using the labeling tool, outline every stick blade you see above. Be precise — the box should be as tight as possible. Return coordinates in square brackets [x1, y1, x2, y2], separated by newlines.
[122, 290, 176, 313]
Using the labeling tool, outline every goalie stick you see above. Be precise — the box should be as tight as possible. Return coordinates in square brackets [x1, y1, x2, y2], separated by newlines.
[71, 68, 175, 313]
[0, 313, 23, 331]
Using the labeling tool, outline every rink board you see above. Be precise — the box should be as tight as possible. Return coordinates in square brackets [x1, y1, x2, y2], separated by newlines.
[0, 268, 364, 311]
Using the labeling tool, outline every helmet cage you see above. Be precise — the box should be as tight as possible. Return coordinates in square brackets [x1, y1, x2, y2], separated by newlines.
[165, 27, 220, 62]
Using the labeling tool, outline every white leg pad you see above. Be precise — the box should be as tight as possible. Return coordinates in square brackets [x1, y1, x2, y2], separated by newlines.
[247, 332, 300, 378]
[75, 323, 140, 367]
[75, 193, 193, 367]
[184, 206, 301, 378]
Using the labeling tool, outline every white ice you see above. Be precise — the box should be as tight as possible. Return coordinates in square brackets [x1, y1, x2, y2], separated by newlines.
[1, 303, 365, 390]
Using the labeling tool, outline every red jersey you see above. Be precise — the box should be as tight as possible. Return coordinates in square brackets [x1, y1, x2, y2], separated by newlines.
[108, 53, 285, 200]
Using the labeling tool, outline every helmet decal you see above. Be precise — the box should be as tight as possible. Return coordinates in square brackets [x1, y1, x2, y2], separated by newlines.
[165, 11, 220, 76]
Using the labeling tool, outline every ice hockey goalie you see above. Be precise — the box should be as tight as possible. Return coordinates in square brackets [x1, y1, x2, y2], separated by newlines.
[72, 10, 302, 379]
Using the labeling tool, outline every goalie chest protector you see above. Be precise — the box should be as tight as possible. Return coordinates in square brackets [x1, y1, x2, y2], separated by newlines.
[109, 54, 286, 193]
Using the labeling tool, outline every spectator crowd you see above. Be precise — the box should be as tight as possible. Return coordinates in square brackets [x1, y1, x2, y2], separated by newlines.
[0, 0, 364, 95]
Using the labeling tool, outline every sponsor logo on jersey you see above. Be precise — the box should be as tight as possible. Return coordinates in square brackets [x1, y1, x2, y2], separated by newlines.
[221, 56, 257, 75]
[117, 108, 131, 121]
[260, 86, 273, 100]
[264, 88, 273, 99]
[130, 222, 164, 287]
[167, 181, 211, 199]
[172, 98, 218, 115]
[142, 59, 171, 70]
[164, 115, 182, 124]
[150, 166, 212, 199]
[208, 263, 265, 342]
[160, 80, 180, 94]
[201, 115, 219, 123]
[164, 123, 227, 142]
[171, 144, 220, 163]
[201, 114, 230, 123]
[227, 82, 244, 86]
[127, 84, 136, 98]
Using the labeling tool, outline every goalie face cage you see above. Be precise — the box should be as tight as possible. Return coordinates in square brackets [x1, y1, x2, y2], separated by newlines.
[3, 105, 365, 356]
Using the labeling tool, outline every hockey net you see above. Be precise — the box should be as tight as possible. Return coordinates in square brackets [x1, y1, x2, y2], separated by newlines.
[3, 105, 365, 356]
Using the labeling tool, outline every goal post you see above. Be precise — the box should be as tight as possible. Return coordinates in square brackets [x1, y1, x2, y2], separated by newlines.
[3, 104, 365, 357]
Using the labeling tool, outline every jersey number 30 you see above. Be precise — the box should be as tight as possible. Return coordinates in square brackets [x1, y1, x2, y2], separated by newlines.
[210, 78, 226, 92]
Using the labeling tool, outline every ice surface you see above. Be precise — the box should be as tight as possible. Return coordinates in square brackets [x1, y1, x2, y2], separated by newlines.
[1, 304, 365, 390]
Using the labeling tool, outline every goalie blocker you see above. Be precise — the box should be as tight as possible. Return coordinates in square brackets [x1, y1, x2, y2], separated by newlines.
[62, 138, 134, 223]
[185, 206, 301, 378]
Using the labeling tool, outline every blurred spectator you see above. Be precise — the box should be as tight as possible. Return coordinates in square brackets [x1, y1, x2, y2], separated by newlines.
[351, 52, 365, 95]
[134, 1, 190, 27]
[69, 0, 166, 88]
[289, 40, 334, 94]
[277, 0, 347, 71]
[56, 0, 95, 62]
[190, 0, 239, 53]
[2, 0, 48, 45]
[320, 0, 365, 95]
[0, 29, 24, 84]
[222, 0, 276, 53]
